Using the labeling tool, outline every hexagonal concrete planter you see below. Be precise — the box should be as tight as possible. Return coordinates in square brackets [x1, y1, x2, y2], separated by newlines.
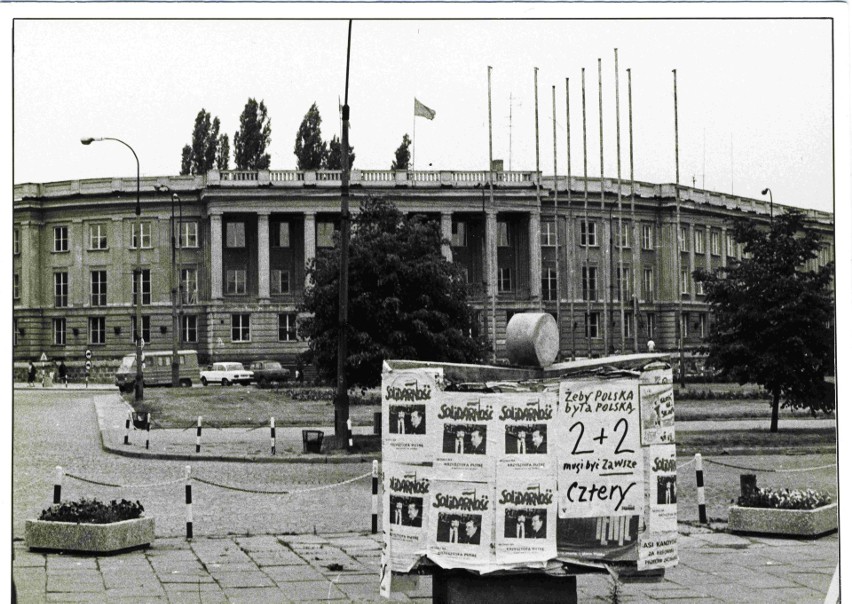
[728, 503, 837, 537]
[25, 517, 154, 553]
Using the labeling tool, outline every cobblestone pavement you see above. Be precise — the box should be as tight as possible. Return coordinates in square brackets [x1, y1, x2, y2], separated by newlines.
[13, 388, 840, 602]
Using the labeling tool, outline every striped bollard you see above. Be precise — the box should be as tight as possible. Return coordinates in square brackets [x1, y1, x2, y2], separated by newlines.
[371, 460, 379, 534]
[185, 465, 193, 539]
[53, 466, 63, 504]
[270, 417, 276, 455]
[695, 453, 707, 523]
[146, 413, 151, 450]
[196, 416, 202, 453]
[347, 418, 353, 450]
[124, 413, 131, 445]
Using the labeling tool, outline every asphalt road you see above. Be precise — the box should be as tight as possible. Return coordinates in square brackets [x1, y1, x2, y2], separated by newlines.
[13, 390, 376, 540]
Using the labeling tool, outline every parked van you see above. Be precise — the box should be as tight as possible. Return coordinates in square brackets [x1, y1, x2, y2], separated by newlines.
[115, 350, 200, 392]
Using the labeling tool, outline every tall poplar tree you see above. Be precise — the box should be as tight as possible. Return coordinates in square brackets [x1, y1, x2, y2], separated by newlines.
[294, 103, 327, 170]
[233, 98, 272, 170]
[391, 134, 411, 170]
[324, 135, 355, 170]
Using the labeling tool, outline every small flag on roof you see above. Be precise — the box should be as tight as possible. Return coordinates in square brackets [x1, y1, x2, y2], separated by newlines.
[414, 98, 436, 120]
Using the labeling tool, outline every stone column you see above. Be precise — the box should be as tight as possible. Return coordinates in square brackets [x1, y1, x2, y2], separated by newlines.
[19, 221, 40, 308]
[485, 210, 497, 298]
[721, 226, 728, 266]
[528, 209, 542, 301]
[257, 212, 270, 300]
[210, 213, 223, 300]
[304, 211, 316, 289]
[441, 212, 453, 262]
[688, 224, 696, 300]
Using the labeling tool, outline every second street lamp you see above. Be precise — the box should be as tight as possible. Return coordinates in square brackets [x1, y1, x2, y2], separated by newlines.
[156, 185, 183, 387]
[81, 136, 144, 401]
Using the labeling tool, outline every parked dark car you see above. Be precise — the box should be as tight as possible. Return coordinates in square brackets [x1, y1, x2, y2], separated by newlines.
[249, 360, 291, 387]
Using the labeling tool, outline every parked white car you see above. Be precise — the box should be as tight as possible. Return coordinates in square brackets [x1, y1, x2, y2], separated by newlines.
[200, 362, 253, 386]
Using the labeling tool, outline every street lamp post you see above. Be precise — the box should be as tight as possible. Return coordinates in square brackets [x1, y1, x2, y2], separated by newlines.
[761, 188, 774, 224]
[154, 185, 184, 387]
[81, 136, 144, 402]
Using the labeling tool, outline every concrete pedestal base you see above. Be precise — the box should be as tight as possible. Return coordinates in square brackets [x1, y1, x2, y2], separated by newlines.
[728, 503, 837, 537]
[25, 517, 154, 553]
[432, 569, 577, 604]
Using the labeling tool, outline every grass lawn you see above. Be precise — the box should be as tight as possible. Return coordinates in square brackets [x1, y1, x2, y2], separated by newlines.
[125, 384, 836, 455]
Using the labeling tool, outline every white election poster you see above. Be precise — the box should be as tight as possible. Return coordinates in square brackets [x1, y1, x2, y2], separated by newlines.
[383, 462, 431, 572]
[637, 532, 679, 570]
[427, 480, 493, 569]
[382, 368, 443, 463]
[557, 377, 643, 518]
[432, 392, 497, 482]
[496, 393, 557, 457]
[495, 457, 556, 565]
[639, 383, 675, 446]
[647, 445, 678, 533]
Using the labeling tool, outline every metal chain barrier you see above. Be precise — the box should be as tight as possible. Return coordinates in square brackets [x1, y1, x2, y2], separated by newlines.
[703, 459, 836, 473]
[192, 472, 371, 496]
[64, 471, 186, 489]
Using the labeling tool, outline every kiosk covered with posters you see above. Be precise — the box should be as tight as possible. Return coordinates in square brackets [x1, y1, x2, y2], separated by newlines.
[380, 353, 677, 602]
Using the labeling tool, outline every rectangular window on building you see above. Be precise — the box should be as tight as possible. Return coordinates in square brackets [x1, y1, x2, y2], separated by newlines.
[711, 230, 721, 256]
[14, 228, 20, 255]
[498, 267, 513, 292]
[646, 313, 656, 340]
[180, 221, 199, 248]
[271, 270, 291, 294]
[624, 312, 633, 339]
[54, 226, 69, 252]
[680, 313, 689, 339]
[232, 314, 251, 342]
[615, 222, 630, 248]
[226, 222, 246, 248]
[585, 313, 600, 338]
[541, 221, 556, 247]
[642, 267, 654, 301]
[14, 273, 20, 300]
[580, 221, 597, 247]
[130, 316, 151, 345]
[88, 223, 108, 250]
[91, 270, 107, 306]
[276, 222, 291, 248]
[180, 268, 198, 304]
[317, 222, 336, 248]
[615, 266, 631, 300]
[131, 269, 152, 305]
[696, 278, 705, 296]
[53, 318, 66, 346]
[54, 272, 69, 307]
[226, 269, 247, 295]
[181, 315, 198, 343]
[89, 317, 106, 345]
[679, 226, 688, 252]
[726, 232, 736, 258]
[131, 222, 152, 249]
[451, 221, 467, 247]
[582, 266, 598, 300]
[680, 269, 690, 295]
[497, 221, 510, 247]
[694, 230, 705, 254]
[278, 313, 297, 341]
[698, 313, 707, 338]
[642, 224, 654, 250]
[541, 268, 557, 301]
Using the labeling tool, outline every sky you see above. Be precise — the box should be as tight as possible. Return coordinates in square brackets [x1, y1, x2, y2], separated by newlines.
[9, 7, 839, 214]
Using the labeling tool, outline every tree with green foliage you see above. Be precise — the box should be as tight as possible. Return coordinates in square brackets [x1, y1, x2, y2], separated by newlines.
[294, 102, 327, 170]
[391, 134, 411, 170]
[179, 109, 221, 175]
[694, 209, 834, 432]
[233, 98, 271, 170]
[324, 134, 355, 170]
[300, 197, 488, 387]
[216, 133, 230, 170]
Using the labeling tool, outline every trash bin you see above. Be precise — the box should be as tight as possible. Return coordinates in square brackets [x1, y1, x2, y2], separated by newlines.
[302, 430, 324, 454]
[132, 412, 150, 430]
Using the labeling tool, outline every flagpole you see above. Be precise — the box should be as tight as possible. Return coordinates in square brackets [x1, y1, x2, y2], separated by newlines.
[566, 77, 575, 360]
[582, 68, 591, 357]
[674, 69, 685, 387]
[552, 84, 561, 353]
[488, 66, 497, 361]
[615, 49, 625, 354]
[598, 57, 609, 355]
[628, 68, 639, 353]
[412, 98, 416, 171]
[534, 67, 542, 310]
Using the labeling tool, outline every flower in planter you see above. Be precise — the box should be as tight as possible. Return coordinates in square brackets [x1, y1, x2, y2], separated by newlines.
[737, 487, 831, 511]
[38, 498, 145, 524]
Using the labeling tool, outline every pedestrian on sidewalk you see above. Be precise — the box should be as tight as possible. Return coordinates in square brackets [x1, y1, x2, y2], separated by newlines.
[58, 361, 68, 387]
[27, 361, 36, 387]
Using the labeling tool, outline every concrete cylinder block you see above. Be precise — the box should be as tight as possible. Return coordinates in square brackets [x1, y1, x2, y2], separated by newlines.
[505, 312, 559, 368]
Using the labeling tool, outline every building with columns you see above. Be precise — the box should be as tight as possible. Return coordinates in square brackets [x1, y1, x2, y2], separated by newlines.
[13, 168, 834, 369]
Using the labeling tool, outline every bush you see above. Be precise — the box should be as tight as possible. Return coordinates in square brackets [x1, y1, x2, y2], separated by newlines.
[38, 498, 145, 524]
[737, 487, 831, 510]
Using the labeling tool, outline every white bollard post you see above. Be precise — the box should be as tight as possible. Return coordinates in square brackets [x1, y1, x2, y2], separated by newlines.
[146, 413, 151, 450]
[347, 418, 353, 450]
[196, 416, 202, 453]
[695, 453, 707, 523]
[372, 460, 379, 534]
[124, 413, 131, 445]
[53, 466, 63, 504]
[185, 465, 193, 539]
[270, 417, 276, 455]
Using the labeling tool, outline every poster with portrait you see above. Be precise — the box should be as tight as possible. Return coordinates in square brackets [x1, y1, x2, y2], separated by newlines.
[427, 479, 494, 569]
[557, 378, 644, 519]
[382, 368, 443, 463]
[637, 532, 679, 570]
[382, 462, 431, 572]
[494, 457, 556, 565]
[432, 392, 497, 482]
[647, 445, 678, 533]
[496, 392, 557, 457]
[639, 383, 675, 446]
